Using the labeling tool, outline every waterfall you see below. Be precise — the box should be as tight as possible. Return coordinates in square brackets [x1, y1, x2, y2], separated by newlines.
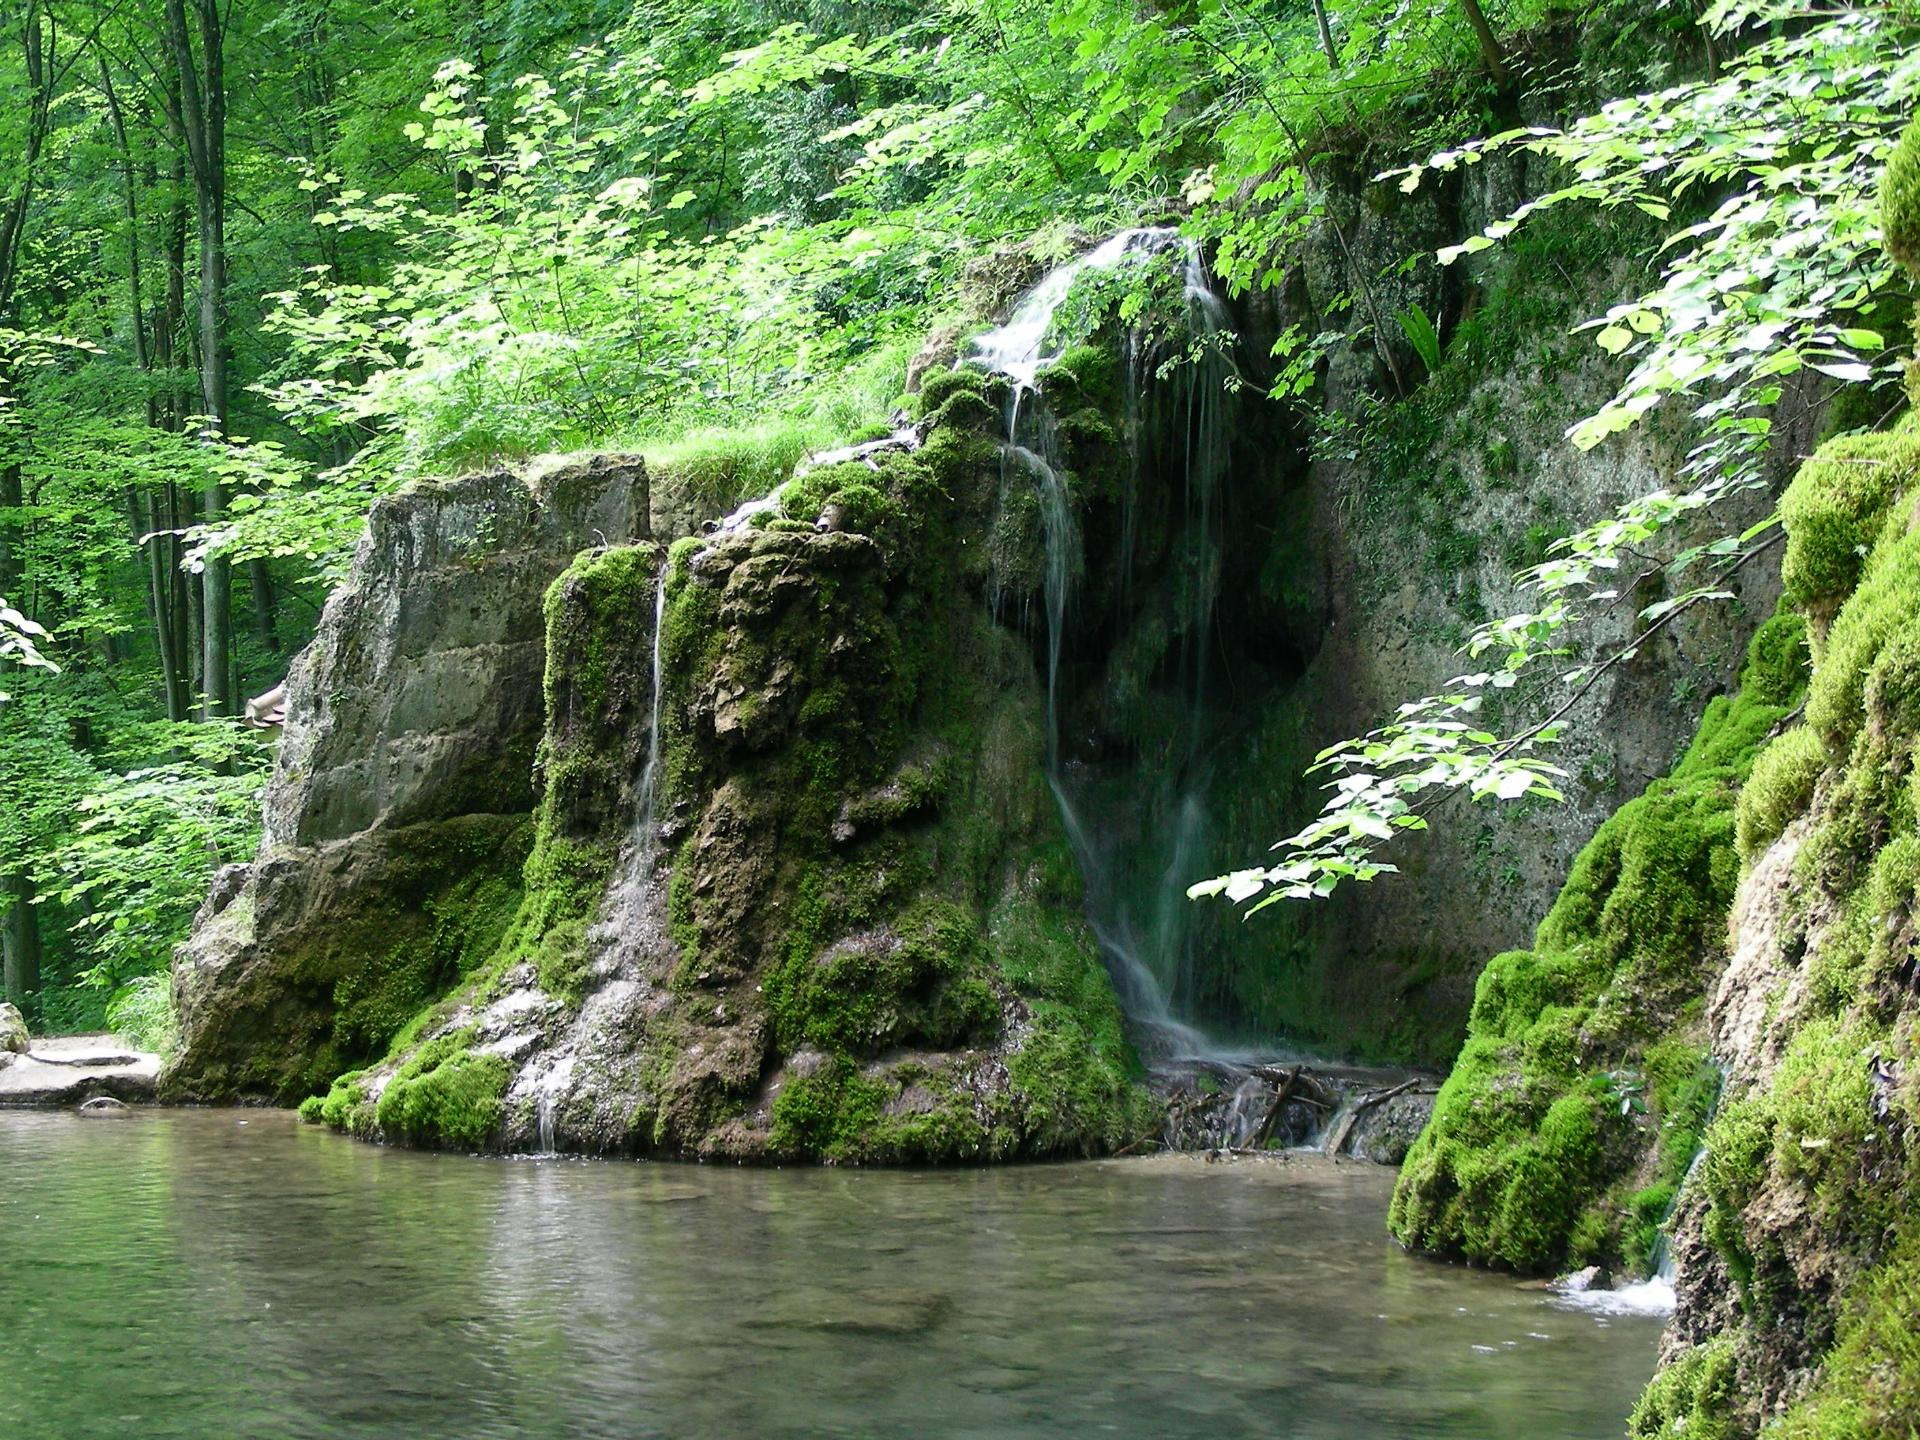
[635, 569, 669, 837]
[967, 226, 1243, 1064]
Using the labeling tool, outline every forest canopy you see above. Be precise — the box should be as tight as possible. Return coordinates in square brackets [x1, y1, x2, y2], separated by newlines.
[1, 0, 1908, 1039]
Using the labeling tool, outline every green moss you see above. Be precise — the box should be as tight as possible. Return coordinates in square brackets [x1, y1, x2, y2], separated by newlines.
[1769, 1230, 1920, 1439]
[1391, 611, 1806, 1273]
[915, 365, 988, 415]
[765, 895, 997, 1055]
[1779, 426, 1919, 634]
[1737, 725, 1826, 863]
[1036, 343, 1119, 409]
[299, 1068, 375, 1135]
[1629, 1336, 1741, 1440]
[770, 1056, 888, 1159]
[373, 1029, 511, 1150]
[1882, 116, 1920, 280]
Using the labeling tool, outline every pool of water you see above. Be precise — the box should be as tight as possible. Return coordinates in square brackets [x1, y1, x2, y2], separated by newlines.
[0, 1110, 1660, 1439]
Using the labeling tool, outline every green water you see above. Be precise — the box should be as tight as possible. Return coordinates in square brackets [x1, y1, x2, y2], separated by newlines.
[0, 1110, 1659, 1438]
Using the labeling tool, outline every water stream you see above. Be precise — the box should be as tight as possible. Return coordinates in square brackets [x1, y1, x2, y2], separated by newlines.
[968, 229, 1247, 1065]
[0, 1110, 1665, 1439]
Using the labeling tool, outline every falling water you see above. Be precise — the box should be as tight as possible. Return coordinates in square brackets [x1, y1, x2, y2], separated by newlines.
[635, 569, 670, 837]
[967, 227, 1243, 1063]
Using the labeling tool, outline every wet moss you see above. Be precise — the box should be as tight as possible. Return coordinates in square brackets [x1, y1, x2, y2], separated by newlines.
[373, 1029, 512, 1150]
[1881, 116, 1920, 280]
[1391, 613, 1807, 1274]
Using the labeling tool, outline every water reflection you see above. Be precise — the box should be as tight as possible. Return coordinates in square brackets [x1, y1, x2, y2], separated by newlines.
[0, 1111, 1660, 1439]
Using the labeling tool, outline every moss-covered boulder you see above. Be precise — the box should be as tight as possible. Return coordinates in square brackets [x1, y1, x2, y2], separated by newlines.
[1389, 611, 1808, 1274]
[166, 458, 649, 1103]
[298, 378, 1155, 1160]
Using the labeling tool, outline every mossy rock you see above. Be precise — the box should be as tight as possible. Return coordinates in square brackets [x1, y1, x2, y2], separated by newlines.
[1779, 426, 1920, 639]
[1882, 116, 1920, 280]
[1391, 612, 1807, 1274]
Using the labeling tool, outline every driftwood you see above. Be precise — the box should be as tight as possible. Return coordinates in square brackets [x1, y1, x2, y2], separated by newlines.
[1321, 1078, 1425, 1158]
[1249, 1066, 1301, 1150]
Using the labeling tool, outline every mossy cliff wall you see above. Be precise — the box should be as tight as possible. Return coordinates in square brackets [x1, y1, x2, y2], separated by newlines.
[1388, 610, 1807, 1274]
[1627, 419, 1920, 1439]
[1385, 407, 1920, 1433]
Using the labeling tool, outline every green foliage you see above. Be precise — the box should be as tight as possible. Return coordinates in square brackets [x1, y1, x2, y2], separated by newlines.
[106, 974, 178, 1058]
[1201, 1, 1920, 912]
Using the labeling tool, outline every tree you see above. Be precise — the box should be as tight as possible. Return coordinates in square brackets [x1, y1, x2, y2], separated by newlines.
[163, 0, 233, 718]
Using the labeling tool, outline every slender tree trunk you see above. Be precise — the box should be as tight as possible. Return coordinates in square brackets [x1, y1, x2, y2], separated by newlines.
[166, 0, 232, 719]
[1458, 0, 1508, 87]
[1, 873, 41, 1011]
[102, 60, 196, 718]
[0, 410, 39, 1011]
[1309, 0, 1338, 67]
[248, 561, 279, 659]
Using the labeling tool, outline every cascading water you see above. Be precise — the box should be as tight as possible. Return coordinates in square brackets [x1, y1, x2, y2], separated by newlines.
[635, 570, 669, 837]
[967, 227, 1243, 1064]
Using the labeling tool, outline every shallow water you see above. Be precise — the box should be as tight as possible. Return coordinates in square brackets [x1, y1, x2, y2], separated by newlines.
[0, 1110, 1660, 1439]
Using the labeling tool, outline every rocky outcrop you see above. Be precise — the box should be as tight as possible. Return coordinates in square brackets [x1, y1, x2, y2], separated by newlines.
[298, 378, 1156, 1159]
[165, 456, 650, 1102]
[1626, 420, 1920, 1437]
[0, 1034, 160, 1105]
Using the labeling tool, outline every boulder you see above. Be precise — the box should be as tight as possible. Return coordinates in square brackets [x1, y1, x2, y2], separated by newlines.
[0, 1002, 27, 1055]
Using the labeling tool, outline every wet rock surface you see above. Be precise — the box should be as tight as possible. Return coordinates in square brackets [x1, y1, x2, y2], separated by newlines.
[0, 1035, 161, 1107]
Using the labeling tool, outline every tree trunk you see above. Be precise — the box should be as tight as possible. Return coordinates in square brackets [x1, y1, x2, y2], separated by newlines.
[1458, 0, 1508, 87]
[166, 0, 232, 719]
[249, 560, 279, 657]
[1, 871, 40, 1011]
[1309, 0, 1338, 67]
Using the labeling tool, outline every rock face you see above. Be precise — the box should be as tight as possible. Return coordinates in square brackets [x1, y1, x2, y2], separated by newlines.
[166, 456, 650, 1101]
[0, 1002, 27, 1056]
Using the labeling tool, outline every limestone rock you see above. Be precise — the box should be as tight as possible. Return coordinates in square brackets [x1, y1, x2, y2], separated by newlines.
[0, 1002, 27, 1055]
[166, 456, 649, 1103]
